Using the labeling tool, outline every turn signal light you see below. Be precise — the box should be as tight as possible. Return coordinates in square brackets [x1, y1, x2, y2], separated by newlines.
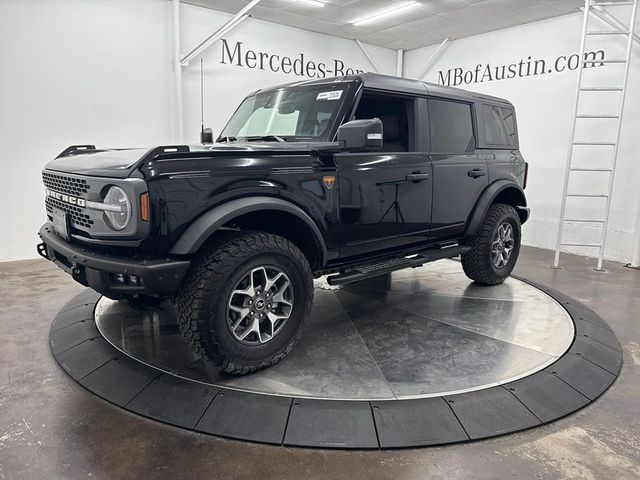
[140, 192, 150, 221]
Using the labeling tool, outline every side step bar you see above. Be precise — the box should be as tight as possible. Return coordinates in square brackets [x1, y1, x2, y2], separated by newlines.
[327, 245, 470, 286]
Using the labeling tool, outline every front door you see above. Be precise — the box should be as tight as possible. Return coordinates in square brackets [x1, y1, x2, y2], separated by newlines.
[335, 92, 432, 261]
[428, 98, 488, 240]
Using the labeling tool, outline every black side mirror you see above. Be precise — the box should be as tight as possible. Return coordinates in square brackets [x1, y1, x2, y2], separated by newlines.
[337, 118, 383, 151]
[200, 127, 214, 144]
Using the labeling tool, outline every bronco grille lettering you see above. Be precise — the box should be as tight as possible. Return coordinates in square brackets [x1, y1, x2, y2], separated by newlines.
[45, 188, 86, 207]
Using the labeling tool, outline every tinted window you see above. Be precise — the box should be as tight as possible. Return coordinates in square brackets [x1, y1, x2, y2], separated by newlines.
[483, 105, 517, 147]
[428, 99, 474, 153]
[354, 92, 413, 152]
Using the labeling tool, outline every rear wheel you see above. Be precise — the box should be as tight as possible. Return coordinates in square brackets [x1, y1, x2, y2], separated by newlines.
[461, 203, 521, 285]
[176, 231, 313, 375]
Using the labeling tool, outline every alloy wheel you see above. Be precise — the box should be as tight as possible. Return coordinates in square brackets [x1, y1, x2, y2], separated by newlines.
[491, 222, 515, 269]
[227, 266, 294, 345]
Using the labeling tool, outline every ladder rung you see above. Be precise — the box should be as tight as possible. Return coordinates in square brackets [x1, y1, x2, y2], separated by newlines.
[580, 87, 623, 91]
[573, 141, 616, 146]
[570, 167, 613, 172]
[566, 193, 609, 197]
[586, 30, 631, 35]
[590, 1, 635, 6]
[560, 242, 603, 247]
[576, 114, 619, 118]
[563, 219, 606, 223]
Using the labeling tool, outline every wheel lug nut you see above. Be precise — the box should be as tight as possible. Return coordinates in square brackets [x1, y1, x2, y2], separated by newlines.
[248, 300, 253, 305]
[259, 313, 264, 318]
[267, 303, 271, 308]
[250, 311, 254, 315]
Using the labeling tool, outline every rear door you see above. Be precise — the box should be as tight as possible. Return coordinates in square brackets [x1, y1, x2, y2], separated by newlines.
[428, 98, 488, 241]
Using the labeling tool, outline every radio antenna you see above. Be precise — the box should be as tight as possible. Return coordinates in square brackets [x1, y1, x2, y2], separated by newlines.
[200, 58, 204, 135]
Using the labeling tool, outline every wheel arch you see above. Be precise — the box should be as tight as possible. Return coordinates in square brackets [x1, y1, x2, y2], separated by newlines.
[169, 196, 328, 270]
[465, 181, 528, 237]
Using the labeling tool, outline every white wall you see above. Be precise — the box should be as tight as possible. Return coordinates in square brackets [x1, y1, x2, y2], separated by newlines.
[405, 12, 640, 263]
[180, 3, 397, 143]
[0, 0, 395, 262]
[0, 0, 175, 261]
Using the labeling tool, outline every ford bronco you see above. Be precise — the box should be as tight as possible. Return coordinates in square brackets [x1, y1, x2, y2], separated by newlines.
[38, 73, 529, 374]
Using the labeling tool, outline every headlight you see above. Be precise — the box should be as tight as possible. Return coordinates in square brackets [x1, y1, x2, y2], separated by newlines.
[103, 186, 131, 230]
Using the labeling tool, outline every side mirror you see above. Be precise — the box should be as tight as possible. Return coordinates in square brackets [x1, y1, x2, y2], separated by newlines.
[337, 118, 383, 151]
[200, 127, 214, 144]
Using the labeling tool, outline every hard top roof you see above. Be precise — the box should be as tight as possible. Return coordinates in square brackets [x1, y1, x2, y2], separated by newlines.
[255, 72, 513, 106]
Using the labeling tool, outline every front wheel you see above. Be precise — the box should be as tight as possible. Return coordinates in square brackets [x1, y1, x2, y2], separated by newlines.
[176, 232, 314, 375]
[461, 203, 521, 285]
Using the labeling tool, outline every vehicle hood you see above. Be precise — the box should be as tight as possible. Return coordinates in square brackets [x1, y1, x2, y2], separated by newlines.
[44, 148, 149, 178]
[44, 142, 334, 178]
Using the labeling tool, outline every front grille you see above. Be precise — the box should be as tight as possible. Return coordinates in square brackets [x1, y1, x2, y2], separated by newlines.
[46, 197, 94, 228]
[43, 171, 91, 196]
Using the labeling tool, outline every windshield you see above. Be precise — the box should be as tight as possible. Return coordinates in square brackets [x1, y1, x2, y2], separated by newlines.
[219, 84, 350, 142]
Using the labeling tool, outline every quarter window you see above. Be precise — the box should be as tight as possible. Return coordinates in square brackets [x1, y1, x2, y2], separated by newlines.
[428, 99, 475, 153]
[483, 105, 517, 147]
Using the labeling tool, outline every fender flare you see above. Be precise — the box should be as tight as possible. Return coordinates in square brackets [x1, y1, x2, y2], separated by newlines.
[169, 196, 328, 266]
[465, 180, 528, 237]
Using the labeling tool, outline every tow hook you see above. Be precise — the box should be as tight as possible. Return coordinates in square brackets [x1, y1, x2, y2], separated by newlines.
[36, 243, 49, 260]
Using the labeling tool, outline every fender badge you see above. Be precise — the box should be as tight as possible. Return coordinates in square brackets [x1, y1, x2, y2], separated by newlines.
[322, 175, 336, 190]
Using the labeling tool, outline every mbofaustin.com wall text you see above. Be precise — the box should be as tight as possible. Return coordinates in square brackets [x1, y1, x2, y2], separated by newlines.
[437, 50, 606, 86]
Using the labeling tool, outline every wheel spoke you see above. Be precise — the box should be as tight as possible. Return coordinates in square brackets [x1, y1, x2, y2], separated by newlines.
[271, 280, 291, 305]
[264, 272, 284, 293]
[238, 317, 260, 341]
[229, 304, 251, 323]
[267, 311, 290, 323]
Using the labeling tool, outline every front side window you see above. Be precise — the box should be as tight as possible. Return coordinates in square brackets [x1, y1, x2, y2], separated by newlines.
[483, 105, 517, 147]
[354, 92, 414, 152]
[428, 99, 475, 153]
[220, 85, 349, 142]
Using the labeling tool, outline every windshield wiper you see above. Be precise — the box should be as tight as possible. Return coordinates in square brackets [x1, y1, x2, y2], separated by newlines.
[217, 136, 237, 143]
[243, 135, 286, 143]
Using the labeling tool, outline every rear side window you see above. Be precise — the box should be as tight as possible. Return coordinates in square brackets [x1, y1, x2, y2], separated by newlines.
[428, 99, 475, 153]
[482, 105, 517, 147]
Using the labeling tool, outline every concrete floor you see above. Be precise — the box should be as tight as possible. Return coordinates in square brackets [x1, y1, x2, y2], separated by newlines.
[1, 246, 639, 480]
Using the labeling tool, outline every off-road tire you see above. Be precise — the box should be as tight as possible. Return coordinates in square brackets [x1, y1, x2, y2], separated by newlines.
[176, 231, 313, 375]
[461, 203, 521, 286]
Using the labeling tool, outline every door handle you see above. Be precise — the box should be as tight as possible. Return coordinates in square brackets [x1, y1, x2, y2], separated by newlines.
[406, 173, 430, 182]
[467, 168, 487, 178]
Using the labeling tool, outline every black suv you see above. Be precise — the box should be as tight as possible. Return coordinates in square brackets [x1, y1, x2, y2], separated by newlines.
[38, 73, 529, 374]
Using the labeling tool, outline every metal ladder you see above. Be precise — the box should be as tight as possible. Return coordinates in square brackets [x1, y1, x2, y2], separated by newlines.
[553, 0, 638, 271]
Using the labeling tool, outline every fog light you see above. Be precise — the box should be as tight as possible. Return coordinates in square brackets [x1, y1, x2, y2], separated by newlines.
[129, 275, 139, 286]
[115, 273, 126, 284]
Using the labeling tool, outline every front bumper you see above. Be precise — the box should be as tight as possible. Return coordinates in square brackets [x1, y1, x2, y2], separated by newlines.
[38, 223, 190, 297]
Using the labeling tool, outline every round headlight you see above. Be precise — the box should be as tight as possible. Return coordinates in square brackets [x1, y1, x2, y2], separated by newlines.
[104, 186, 131, 230]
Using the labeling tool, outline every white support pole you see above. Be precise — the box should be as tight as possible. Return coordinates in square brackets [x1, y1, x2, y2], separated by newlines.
[418, 37, 449, 80]
[180, 0, 261, 65]
[172, 0, 184, 143]
[396, 49, 404, 77]
[354, 39, 380, 73]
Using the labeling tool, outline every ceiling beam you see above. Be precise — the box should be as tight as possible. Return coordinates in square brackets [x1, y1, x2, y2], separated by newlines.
[180, 0, 262, 66]
[418, 37, 450, 80]
[354, 39, 380, 73]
